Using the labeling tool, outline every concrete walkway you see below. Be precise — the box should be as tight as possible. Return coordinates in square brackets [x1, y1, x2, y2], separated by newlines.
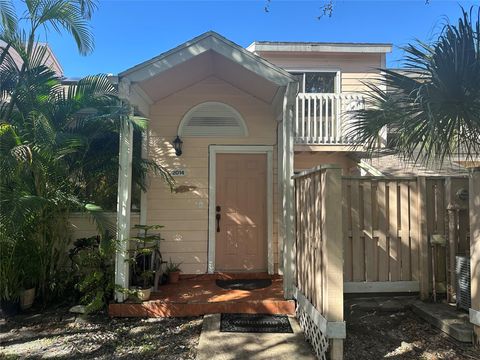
[196, 314, 315, 360]
[412, 301, 473, 343]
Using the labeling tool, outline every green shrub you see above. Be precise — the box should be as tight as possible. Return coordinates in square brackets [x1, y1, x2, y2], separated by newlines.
[70, 235, 117, 314]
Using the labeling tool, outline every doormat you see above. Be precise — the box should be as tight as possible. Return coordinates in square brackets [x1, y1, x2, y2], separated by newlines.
[215, 279, 272, 291]
[220, 313, 293, 333]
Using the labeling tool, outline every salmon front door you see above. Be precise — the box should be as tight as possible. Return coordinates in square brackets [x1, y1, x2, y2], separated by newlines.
[215, 153, 267, 272]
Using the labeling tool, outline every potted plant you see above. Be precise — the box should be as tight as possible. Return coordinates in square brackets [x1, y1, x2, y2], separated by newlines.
[128, 225, 165, 301]
[137, 269, 154, 301]
[166, 259, 182, 284]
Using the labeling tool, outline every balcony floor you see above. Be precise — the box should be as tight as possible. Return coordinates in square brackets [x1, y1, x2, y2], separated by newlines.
[109, 273, 295, 318]
[294, 143, 362, 152]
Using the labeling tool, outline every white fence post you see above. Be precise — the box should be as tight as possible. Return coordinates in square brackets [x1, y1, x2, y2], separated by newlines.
[322, 167, 344, 359]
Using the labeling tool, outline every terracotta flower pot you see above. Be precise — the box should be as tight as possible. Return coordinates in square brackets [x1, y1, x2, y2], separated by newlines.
[20, 288, 35, 310]
[168, 271, 180, 284]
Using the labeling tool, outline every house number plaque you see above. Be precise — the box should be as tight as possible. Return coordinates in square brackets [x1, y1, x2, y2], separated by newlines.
[171, 169, 187, 177]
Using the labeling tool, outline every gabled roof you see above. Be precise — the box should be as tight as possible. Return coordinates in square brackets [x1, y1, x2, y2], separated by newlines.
[0, 40, 63, 76]
[247, 41, 392, 54]
[119, 31, 296, 86]
[41, 43, 63, 76]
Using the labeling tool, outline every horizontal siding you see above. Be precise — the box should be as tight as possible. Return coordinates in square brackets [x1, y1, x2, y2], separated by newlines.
[260, 52, 382, 71]
[160, 230, 208, 242]
[147, 76, 279, 274]
[259, 52, 384, 95]
[294, 152, 359, 175]
[162, 241, 206, 253]
[148, 209, 208, 220]
[69, 212, 140, 240]
[69, 213, 209, 273]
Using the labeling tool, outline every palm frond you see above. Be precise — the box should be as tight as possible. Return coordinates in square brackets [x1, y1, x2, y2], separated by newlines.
[350, 6, 480, 166]
[84, 203, 115, 237]
[0, 0, 16, 32]
[32, 0, 94, 55]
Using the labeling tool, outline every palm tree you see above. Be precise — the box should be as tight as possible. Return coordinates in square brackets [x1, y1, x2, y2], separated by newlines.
[0, 0, 98, 304]
[0, 73, 173, 302]
[0, 1, 173, 303]
[348, 7, 480, 166]
[0, 0, 98, 120]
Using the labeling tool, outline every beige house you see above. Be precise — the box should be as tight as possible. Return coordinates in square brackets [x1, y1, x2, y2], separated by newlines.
[113, 32, 392, 297]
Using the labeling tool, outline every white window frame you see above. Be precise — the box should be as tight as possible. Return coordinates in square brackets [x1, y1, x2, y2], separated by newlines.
[207, 145, 274, 275]
[287, 69, 341, 94]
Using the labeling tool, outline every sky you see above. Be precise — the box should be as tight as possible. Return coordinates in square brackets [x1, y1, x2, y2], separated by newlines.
[38, 0, 479, 77]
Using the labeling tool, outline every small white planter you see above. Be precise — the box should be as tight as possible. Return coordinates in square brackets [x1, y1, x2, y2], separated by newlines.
[136, 287, 153, 301]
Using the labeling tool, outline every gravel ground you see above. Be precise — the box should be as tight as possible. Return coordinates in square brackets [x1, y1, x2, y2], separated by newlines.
[345, 307, 479, 360]
[3, 304, 480, 360]
[0, 307, 202, 359]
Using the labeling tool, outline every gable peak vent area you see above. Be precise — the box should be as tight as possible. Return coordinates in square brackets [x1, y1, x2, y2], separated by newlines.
[179, 101, 248, 137]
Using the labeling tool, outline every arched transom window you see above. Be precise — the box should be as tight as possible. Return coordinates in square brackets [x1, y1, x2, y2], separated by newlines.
[178, 102, 248, 137]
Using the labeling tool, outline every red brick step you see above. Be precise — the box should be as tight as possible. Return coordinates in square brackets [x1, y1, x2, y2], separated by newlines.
[109, 274, 294, 318]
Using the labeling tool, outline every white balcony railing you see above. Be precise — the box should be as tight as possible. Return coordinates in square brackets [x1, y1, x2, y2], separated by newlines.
[295, 93, 365, 145]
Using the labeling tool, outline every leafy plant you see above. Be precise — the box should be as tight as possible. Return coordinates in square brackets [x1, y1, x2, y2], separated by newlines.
[16, 232, 40, 290]
[70, 235, 117, 314]
[349, 6, 480, 166]
[0, 235, 20, 302]
[165, 259, 182, 274]
[0, 1, 174, 305]
[128, 225, 165, 290]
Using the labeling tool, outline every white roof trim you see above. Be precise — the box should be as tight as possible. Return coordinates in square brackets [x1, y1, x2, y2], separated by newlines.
[42, 43, 64, 76]
[247, 42, 392, 54]
[119, 31, 295, 86]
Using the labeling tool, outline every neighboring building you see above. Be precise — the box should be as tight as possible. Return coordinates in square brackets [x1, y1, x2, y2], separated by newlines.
[0, 40, 64, 77]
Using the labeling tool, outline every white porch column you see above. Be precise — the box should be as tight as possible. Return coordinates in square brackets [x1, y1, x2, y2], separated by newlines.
[115, 78, 134, 302]
[139, 128, 149, 226]
[282, 81, 298, 299]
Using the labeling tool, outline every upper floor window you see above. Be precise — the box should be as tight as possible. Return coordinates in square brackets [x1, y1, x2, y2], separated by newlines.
[290, 71, 339, 93]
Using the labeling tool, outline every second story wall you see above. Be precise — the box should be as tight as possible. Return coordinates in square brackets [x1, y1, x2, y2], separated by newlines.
[256, 51, 385, 94]
[249, 43, 391, 146]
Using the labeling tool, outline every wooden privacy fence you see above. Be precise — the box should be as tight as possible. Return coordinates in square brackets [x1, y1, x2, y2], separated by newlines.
[342, 176, 469, 298]
[293, 166, 345, 360]
[294, 169, 469, 359]
[342, 177, 422, 293]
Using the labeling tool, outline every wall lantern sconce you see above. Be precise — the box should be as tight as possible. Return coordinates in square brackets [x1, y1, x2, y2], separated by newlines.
[173, 135, 183, 156]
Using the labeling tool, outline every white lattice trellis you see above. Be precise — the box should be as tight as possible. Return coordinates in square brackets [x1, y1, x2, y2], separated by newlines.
[297, 302, 330, 360]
